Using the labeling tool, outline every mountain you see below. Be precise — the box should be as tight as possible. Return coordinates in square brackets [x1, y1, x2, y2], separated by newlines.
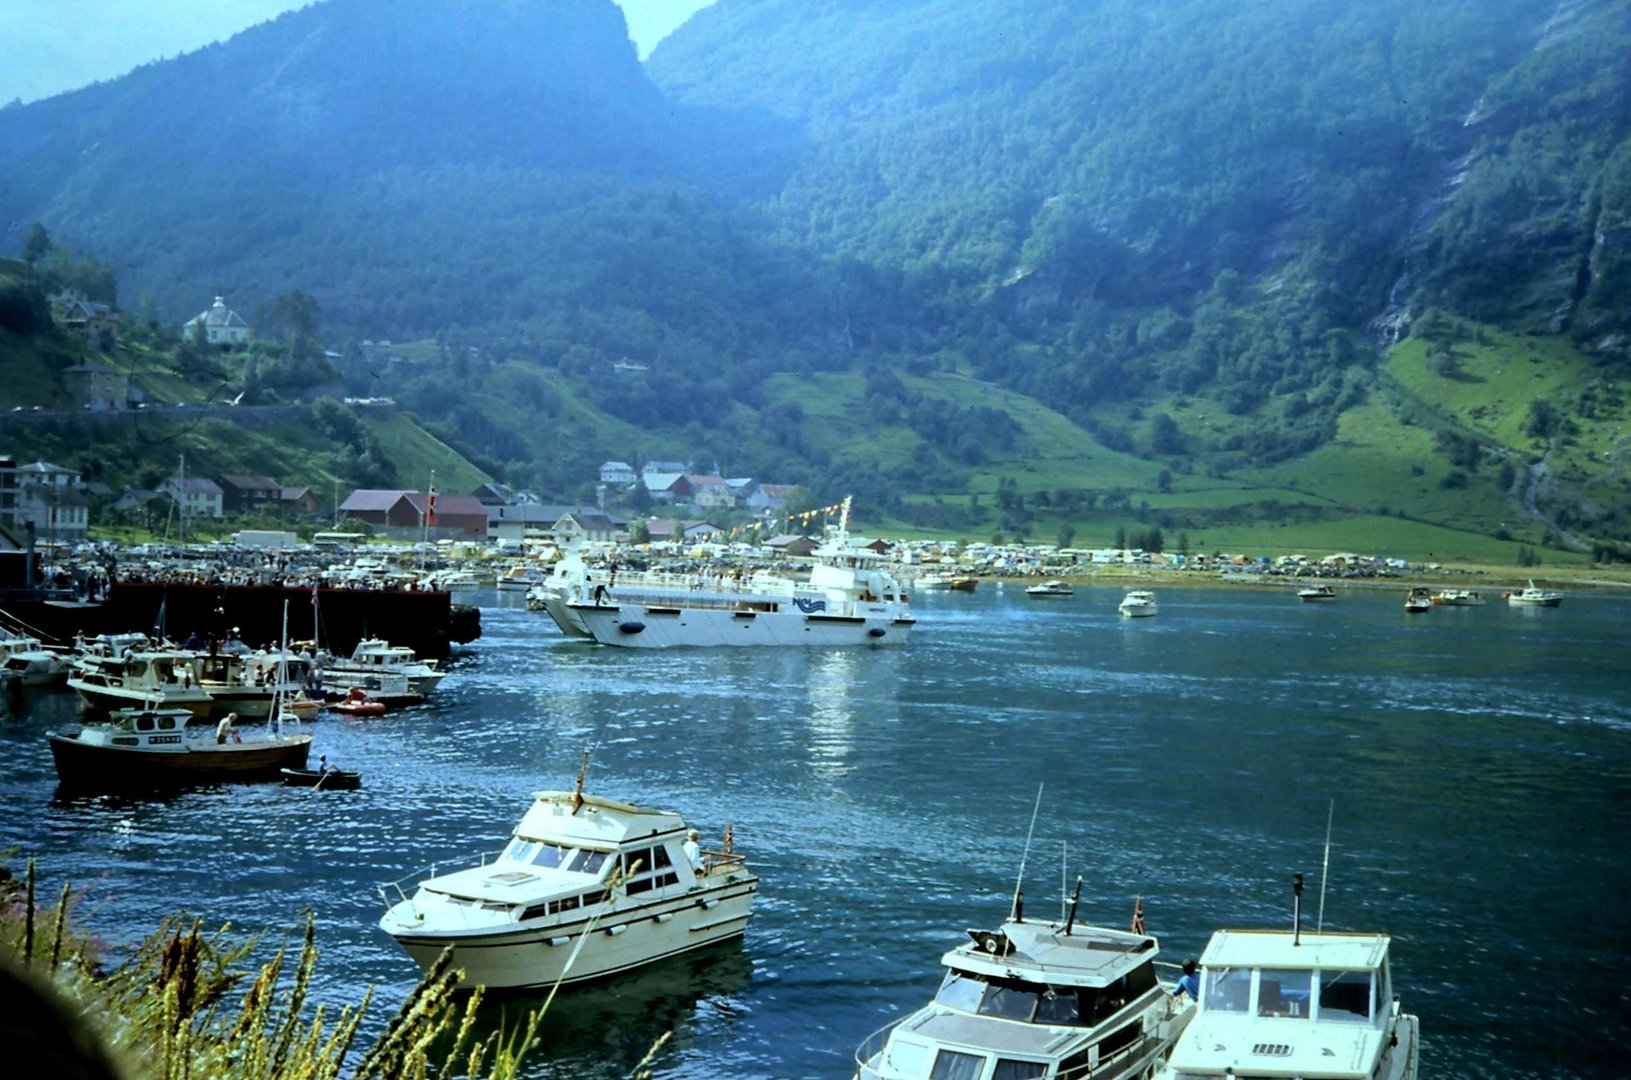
[2, 0, 1629, 558]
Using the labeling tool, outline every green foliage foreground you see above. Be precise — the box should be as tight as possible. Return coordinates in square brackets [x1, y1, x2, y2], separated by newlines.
[0, 860, 539, 1080]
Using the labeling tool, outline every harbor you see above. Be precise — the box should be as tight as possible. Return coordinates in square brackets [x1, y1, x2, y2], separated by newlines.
[1, 585, 1626, 1077]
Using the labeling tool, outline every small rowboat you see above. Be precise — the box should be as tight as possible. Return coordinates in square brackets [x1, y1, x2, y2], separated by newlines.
[331, 688, 387, 717]
[281, 766, 362, 791]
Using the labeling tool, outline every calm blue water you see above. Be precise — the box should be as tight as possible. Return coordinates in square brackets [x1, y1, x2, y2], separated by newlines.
[2, 583, 1628, 1078]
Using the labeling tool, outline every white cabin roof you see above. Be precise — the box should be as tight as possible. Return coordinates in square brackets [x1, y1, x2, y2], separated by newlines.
[945, 919, 1158, 988]
[515, 791, 686, 847]
[1200, 929, 1390, 971]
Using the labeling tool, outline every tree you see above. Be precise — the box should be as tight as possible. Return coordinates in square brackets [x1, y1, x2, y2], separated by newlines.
[21, 222, 51, 265]
[1113, 525, 1127, 549]
[628, 519, 651, 544]
[1056, 522, 1075, 548]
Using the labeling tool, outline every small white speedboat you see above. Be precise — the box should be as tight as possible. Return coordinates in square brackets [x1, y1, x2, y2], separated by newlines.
[1118, 590, 1158, 617]
[1025, 580, 1075, 598]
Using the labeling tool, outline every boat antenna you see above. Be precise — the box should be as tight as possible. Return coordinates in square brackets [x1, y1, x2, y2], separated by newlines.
[572, 750, 589, 813]
[1317, 799, 1334, 931]
[1010, 782, 1043, 923]
[1064, 875, 1084, 936]
[1292, 872, 1304, 946]
[1059, 841, 1067, 924]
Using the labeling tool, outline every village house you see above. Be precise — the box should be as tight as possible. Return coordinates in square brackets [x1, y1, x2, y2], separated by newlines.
[280, 486, 321, 515]
[551, 511, 624, 545]
[686, 475, 736, 509]
[599, 461, 637, 487]
[51, 294, 117, 342]
[216, 473, 283, 513]
[0, 458, 90, 542]
[642, 518, 721, 542]
[62, 361, 130, 411]
[744, 483, 795, 512]
[163, 476, 225, 520]
[763, 534, 818, 558]
[338, 489, 489, 539]
[487, 503, 571, 543]
[643, 472, 689, 503]
[184, 296, 251, 346]
[642, 460, 687, 477]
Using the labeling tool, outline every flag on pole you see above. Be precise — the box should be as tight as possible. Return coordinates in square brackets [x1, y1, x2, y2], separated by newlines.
[426, 474, 437, 527]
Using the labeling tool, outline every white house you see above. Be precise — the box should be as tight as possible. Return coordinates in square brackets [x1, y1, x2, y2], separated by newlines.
[163, 476, 225, 520]
[184, 296, 250, 346]
[599, 461, 637, 486]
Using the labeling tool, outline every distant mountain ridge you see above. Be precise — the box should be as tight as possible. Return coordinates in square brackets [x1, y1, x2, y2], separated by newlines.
[2, 0, 1629, 553]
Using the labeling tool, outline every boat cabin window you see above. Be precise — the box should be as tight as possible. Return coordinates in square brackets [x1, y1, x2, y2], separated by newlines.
[992, 1059, 1047, 1080]
[934, 968, 1151, 1026]
[501, 840, 609, 876]
[929, 1049, 985, 1080]
[620, 845, 680, 895]
[1318, 970, 1373, 1022]
[1257, 968, 1313, 1018]
[1203, 966, 1251, 1012]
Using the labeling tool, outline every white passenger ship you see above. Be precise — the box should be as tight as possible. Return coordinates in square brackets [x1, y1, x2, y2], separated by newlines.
[854, 892, 1194, 1080]
[553, 498, 915, 648]
[379, 784, 758, 989]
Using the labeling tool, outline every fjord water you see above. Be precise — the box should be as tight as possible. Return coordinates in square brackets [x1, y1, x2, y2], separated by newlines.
[3, 585, 1627, 1079]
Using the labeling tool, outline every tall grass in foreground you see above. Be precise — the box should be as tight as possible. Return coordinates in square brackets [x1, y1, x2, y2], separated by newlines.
[0, 859, 542, 1079]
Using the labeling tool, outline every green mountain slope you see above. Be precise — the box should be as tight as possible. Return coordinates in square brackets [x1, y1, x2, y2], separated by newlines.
[1, 0, 1627, 558]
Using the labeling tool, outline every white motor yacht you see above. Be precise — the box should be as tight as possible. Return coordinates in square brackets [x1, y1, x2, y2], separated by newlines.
[1118, 590, 1158, 617]
[321, 637, 444, 696]
[1157, 927, 1419, 1080]
[1296, 584, 1336, 602]
[1430, 589, 1484, 606]
[854, 893, 1193, 1080]
[1506, 580, 1563, 607]
[379, 786, 758, 989]
[1025, 580, 1075, 597]
[67, 649, 214, 719]
[0, 634, 70, 686]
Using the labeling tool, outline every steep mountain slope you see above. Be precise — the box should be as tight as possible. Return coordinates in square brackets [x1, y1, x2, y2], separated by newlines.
[2, 0, 1627, 554]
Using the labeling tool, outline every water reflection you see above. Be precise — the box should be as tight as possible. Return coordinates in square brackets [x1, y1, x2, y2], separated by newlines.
[807, 651, 858, 781]
[466, 940, 754, 1079]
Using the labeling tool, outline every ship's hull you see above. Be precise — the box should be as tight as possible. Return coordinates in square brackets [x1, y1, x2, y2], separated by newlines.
[569, 602, 914, 648]
[385, 880, 757, 990]
[49, 733, 311, 788]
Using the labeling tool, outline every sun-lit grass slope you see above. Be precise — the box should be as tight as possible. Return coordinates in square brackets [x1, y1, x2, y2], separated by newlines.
[362, 411, 491, 493]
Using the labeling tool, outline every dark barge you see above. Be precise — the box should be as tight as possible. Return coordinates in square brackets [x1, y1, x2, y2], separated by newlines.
[1, 580, 479, 659]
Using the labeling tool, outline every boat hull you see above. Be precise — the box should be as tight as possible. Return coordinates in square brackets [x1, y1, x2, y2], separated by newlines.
[570, 603, 913, 648]
[49, 733, 311, 788]
[384, 880, 757, 990]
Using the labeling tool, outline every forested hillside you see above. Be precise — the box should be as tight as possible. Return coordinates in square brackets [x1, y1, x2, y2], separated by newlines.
[2, 0, 1628, 556]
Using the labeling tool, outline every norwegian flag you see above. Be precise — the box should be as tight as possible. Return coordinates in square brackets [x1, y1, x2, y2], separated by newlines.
[426, 476, 437, 527]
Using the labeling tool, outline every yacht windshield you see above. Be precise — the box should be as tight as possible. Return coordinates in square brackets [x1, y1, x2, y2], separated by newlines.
[501, 839, 604, 871]
[1204, 967, 1251, 1012]
[1257, 969, 1313, 1018]
[1319, 970, 1373, 1022]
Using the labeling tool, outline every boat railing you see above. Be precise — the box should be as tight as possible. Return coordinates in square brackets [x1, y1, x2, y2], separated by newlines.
[699, 850, 749, 877]
[378, 851, 501, 909]
[851, 1013, 910, 1074]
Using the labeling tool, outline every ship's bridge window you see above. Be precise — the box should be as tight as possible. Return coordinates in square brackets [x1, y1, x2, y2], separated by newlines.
[1318, 970, 1373, 1022]
[1204, 966, 1251, 1012]
[1257, 969, 1313, 1018]
[929, 1049, 985, 1080]
[992, 1059, 1046, 1080]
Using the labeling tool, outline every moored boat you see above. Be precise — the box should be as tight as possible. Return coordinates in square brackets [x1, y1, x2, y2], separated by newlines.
[1431, 588, 1485, 606]
[1296, 584, 1336, 602]
[1025, 580, 1075, 598]
[378, 778, 758, 990]
[48, 707, 312, 789]
[1403, 587, 1433, 614]
[854, 891, 1193, 1080]
[67, 648, 215, 718]
[321, 637, 443, 696]
[1506, 580, 1563, 607]
[0, 634, 71, 686]
[1156, 892, 1419, 1080]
